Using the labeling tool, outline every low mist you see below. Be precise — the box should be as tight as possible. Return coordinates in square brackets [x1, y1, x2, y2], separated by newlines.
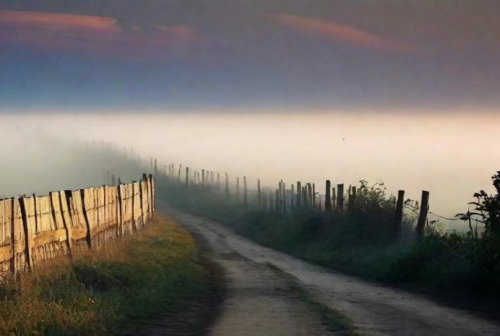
[1, 110, 498, 231]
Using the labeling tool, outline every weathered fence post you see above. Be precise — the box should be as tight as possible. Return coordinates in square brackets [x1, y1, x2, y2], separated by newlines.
[349, 186, 357, 211]
[307, 183, 312, 207]
[243, 176, 248, 206]
[148, 174, 155, 217]
[275, 189, 279, 212]
[336, 184, 344, 214]
[296, 182, 302, 207]
[236, 177, 240, 201]
[278, 181, 283, 213]
[18, 196, 34, 271]
[325, 180, 332, 212]
[116, 185, 124, 238]
[178, 164, 182, 182]
[332, 187, 336, 211]
[225, 173, 229, 196]
[394, 190, 405, 239]
[257, 179, 262, 207]
[416, 191, 430, 239]
[79, 189, 93, 250]
[282, 182, 286, 213]
[302, 186, 307, 207]
[185, 167, 189, 186]
[202, 169, 206, 189]
[312, 183, 316, 208]
[290, 184, 294, 211]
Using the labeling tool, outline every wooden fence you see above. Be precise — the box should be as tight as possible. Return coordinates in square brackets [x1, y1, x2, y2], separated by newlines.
[158, 162, 431, 240]
[0, 173, 155, 277]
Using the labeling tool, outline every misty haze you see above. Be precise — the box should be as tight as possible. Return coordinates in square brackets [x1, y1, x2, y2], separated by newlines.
[3, 112, 498, 232]
[1, 1, 500, 335]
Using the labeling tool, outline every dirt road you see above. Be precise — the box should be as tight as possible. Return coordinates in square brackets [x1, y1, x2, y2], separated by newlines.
[160, 204, 500, 336]
[158, 205, 344, 335]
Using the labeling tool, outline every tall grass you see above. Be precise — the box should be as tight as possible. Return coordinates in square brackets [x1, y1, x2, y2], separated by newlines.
[0, 215, 221, 336]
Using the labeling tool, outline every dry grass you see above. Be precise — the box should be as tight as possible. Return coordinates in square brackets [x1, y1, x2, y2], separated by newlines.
[0, 215, 218, 336]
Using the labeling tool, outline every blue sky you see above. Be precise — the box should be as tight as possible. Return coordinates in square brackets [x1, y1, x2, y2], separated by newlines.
[1, 0, 499, 112]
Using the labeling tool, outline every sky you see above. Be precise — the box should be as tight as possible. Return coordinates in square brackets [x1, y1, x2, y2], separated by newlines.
[0, 2, 499, 232]
[1, 0, 500, 110]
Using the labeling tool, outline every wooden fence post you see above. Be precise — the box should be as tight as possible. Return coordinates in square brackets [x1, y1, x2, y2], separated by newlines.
[178, 164, 182, 182]
[394, 190, 405, 239]
[244, 176, 248, 206]
[18, 196, 33, 271]
[236, 177, 240, 201]
[282, 182, 286, 213]
[290, 184, 294, 211]
[325, 180, 332, 212]
[225, 173, 229, 196]
[148, 174, 155, 219]
[202, 169, 206, 189]
[8, 198, 17, 275]
[296, 182, 302, 207]
[79, 189, 93, 250]
[332, 188, 336, 211]
[52, 191, 73, 257]
[185, 167, 189, 187]
[307, 183, 312, 207]
[336, 184, 344, 214]
[257, 179, 262, 207]
[278, 181, 283, 213]
[302, 186, 307, 207]
[116, 185, 124, 238]
[275, 189, 279, 212]
[312, 183, 316, 208]
[349, 186, 357, 211]
[416, 191, 430, 239]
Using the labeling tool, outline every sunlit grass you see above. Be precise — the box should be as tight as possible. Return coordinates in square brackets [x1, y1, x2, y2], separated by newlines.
[0, 215, 215, 336]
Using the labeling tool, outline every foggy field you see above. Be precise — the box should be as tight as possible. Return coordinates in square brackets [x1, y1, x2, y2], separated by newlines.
[2, 111, 498, 231]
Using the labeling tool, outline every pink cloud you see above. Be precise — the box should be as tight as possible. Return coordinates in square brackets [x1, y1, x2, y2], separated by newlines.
[266, 13, 420, 54]
[0, 10, 207, 62]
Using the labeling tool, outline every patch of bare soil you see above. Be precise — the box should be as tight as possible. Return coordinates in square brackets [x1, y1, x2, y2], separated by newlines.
[163, 204, 500, 336]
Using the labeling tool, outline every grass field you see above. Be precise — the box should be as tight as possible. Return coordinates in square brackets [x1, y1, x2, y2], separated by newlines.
[0, 215, 223, 336]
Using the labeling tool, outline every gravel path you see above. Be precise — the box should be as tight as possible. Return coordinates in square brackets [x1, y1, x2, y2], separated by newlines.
[161, 204, 500, 336]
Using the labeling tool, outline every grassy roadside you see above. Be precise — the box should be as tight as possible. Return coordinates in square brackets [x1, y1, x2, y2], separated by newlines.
[0, 215, 224, 336]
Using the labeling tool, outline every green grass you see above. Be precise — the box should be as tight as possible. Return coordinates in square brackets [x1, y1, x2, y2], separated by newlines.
[158, 180, 500, 298]
[0, 215, 223, 336]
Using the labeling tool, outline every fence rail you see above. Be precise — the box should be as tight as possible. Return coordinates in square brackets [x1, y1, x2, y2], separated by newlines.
[0, 174, 155, 277]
